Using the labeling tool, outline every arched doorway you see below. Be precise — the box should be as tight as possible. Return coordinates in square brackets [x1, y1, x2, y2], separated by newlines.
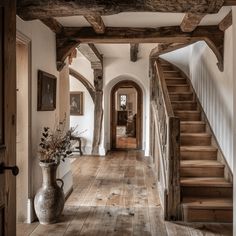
[111, 80, 143, 150]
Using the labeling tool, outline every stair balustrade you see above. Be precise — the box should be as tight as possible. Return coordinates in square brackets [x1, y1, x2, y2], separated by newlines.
[150, 59, 181, 220]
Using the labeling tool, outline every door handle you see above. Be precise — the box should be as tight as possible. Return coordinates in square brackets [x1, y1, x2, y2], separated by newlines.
[0, 162, 19, 176]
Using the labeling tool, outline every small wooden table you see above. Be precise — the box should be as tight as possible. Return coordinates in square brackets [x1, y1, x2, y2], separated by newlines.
[70, 135, 83, 156]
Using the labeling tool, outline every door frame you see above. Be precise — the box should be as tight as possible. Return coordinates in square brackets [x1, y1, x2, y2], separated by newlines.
[16, 31, 33, 221]
[110, 80, 143, 150]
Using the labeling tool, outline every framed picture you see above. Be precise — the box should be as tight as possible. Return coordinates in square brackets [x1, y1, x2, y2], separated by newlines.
[37, 70, 57, 111]
[70, 92, 84, 116]
[0, 8, 4, 147]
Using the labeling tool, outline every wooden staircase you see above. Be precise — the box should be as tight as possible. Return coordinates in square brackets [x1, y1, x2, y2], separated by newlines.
[161, 61, 233, 223]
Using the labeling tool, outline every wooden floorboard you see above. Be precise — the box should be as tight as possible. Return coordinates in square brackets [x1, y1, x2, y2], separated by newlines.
[17, 151, 232, 236]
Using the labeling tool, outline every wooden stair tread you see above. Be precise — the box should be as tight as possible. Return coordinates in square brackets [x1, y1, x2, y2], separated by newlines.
[181, 146, 217, 152]
[172, 101, 196, 104]
[167, 84, 189, 87]
[181, 177, 232, 187]
[169, 92, 193, 95]
[181, 121, 205, 125]
[175, 110, 200, 113]
[182, 198, 233, 210]
[181, 160, 224, 168]
[181, 133, 211, 137]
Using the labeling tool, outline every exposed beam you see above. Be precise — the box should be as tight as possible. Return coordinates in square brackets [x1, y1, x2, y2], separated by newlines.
[223, 0, 236, 5]
[69, 68, 95, 102]
[84, 15, 105, 34]
[57, 26, 224, 71]
[57, 26, 223, 44]
[130, 43, 139, 62]
[77, 44, 103, 70]
[219, 10, 232, 31]
[17, 0, 227, 20]
[180, 13, 205, 32]
[41, 18, 64, 34]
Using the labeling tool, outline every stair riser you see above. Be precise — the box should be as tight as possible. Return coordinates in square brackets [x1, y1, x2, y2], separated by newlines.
[181, 187, 232, 198]
[182, 208, 232, 223]
[181, 150, 217, 160]
[175, 112, 201, 121]
[169, 94, 193, 101]
[167, 85, 190, 93]
[181, 136, 211, 146]
[165, 79, 186, 85]
[180, 167, 224, 177]
[173, 103, 197, 111]
[164, 71, 180, 77]
[181, 123, 205, 133]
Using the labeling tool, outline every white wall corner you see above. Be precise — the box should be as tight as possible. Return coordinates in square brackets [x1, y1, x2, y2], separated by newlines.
[232, 6, 236, 236]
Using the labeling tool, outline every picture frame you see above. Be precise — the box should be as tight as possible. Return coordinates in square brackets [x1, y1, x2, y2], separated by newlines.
[37, 70, 57, 111]
[70, 92, 84, 116]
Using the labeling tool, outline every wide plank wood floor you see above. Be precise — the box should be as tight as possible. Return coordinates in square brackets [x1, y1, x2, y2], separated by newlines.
[17, 151, 232, 236]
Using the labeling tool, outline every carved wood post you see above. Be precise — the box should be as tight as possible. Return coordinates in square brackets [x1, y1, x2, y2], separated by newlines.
[92, 69, 103, 155]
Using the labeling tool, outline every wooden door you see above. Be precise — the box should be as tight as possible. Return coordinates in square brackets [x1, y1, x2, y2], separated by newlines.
[0, 1, 17, 235]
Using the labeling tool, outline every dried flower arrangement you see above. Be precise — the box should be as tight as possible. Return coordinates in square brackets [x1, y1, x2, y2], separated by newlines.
[38, 119, 74, 163]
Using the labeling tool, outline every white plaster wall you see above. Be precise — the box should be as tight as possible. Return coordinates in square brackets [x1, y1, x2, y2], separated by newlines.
[103, 57, 150, 156]
[70, 76, 95, 154]
[70, 54, 95, 154]
[160, 45, 191, 76]
[189, 35, 233, 170]
[232, 7, 236, 236]
[16, 17, 73, 220]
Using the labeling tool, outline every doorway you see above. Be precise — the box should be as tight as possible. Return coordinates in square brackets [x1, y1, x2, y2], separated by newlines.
[111, 80, 142, 150]
[16, 33, 31, 223]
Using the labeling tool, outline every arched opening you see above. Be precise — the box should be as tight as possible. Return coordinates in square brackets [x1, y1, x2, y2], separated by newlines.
[111, 80, 143, 150]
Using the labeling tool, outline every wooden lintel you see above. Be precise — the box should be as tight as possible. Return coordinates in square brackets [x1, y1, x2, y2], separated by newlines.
[130, 43, 139, 62]
[180, 13, 205, 32]
[84, 14, 105, 34]
[69, 68, 95, 102]
[57, 26, 223, 44]
[57, 26, 224, 71]
[41, 18, 64, 34]
[17, 0, 226, 20]
[219, 10, 232, 31]
[77, 44, 103, 70]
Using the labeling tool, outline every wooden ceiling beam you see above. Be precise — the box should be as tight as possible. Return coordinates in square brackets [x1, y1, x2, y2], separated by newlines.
[17, 0, 227, 20]
[56, 26, 224, 71]
[77, 44, 103, 70]
[57, 26, 223, 44]
[84, 15, 105, 34]
[219, 10, 232, 31]
[41, 18, 64, 34]
[130, 43, 139, 62]
[180, 13, 205, 32]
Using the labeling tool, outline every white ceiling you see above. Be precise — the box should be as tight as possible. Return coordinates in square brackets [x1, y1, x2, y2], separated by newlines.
[77, 43, 157, 59]
[56, 6, 231, 28]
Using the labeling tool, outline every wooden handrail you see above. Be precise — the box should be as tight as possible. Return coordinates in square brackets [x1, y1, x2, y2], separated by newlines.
[150, 58, 181, 221]
[154, 60, 174, 117]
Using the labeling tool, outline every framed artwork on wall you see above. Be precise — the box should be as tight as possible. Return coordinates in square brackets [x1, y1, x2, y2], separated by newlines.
[37, 70, 57, 111]
[70, 92, 84, 116]
[0, 7, 4, 147]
